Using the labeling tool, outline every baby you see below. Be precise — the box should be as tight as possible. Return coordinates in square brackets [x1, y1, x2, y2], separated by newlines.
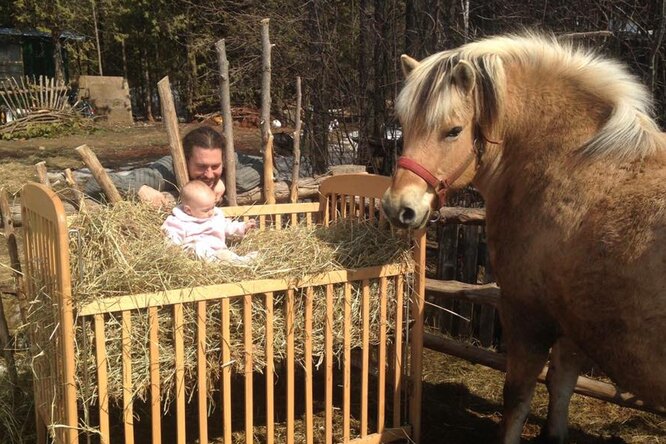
[161, 180, 257, 263]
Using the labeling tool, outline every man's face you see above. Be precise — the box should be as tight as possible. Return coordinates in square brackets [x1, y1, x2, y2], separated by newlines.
[187, 146, 223, 189]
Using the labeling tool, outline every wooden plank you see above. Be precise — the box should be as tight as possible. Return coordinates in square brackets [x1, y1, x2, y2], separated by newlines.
[149, 306, 162, 443]
[197, 301, 208, 444]
[361, 280, 370, 437]
[286, 289, 295, 444]
[392, 275, 403, 428]
[94, 314, 110, 444]
[79, 264, 409, 315]
[325, 284, 334, 444]
[221, 298, 232, 444]
[157, 76, 187, 189]
[319, 174, 389, 200]
[174, 304, 186, 444]
[409, 229, 426, 444]
[265, 292, 275, 444]
[304, 287, 314, 444]
[244, 294, 253, 444]
[435, 224, 459, 333]
[122, 310, 134, 444]
[343, 282, 351, 442]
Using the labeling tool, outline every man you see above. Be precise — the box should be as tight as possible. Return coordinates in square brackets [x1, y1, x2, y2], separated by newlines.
[84, 126, 263, 206]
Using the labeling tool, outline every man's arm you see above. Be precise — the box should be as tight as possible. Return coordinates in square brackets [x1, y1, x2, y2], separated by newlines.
[83, 155, 178, 198]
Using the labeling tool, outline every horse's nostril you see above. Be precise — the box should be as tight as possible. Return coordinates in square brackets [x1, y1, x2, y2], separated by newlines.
[399, 207, 416, 225]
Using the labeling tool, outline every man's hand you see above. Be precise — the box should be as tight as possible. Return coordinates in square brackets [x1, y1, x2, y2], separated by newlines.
[137, 185, 172, 208]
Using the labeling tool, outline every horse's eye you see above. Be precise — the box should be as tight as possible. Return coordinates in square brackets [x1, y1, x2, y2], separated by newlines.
[443, 126, 463, 140]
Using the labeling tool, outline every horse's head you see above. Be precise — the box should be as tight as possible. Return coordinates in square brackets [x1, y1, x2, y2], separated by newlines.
[382, 51, 501, 229]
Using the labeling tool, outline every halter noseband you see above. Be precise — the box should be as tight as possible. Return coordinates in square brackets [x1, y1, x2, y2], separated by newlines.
[396, 131, 501, 209]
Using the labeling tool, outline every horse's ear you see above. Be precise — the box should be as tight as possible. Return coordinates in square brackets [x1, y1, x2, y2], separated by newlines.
[401, 54, 420, 78]
[451, 60, 476, 95]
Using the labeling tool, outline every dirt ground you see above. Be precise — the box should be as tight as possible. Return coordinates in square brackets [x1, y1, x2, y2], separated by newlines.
[0, 124, 664, 443]
[0, 122, 263, 195]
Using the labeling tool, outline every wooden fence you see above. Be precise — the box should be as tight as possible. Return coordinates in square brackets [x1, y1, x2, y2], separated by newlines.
[0, 75, 69, 124]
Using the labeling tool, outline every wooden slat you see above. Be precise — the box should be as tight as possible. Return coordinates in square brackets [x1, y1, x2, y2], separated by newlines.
[341, 194, 348, 219]
[325, 284, 334, 444]
[221, 298, 232, 444]
[197, 301, 208, 444]
[377, 276, 387, 432]
[149, 306, 162, 443]
[393, 275, 404, 427]
[369, 198, 376, 222]
[332, 194, 338, 223]
[94, 314, 110, 444]
[318, 174, 389, 200]
[361, 280, 370, 437]
[174, 304, 186, 444]
[286, 289, 295, 444]
[122, 310, 134, 444]
[244, 294, 254, 444]
[79, 264, 409, 315]
[224, 202, 320, 218]
[265, 292, 275, 444]
[343, 282, 351, 442]
[304, 287, 314, 444]
[275, 214, 282, 230]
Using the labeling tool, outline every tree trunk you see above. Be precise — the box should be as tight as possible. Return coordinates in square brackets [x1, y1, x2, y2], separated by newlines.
[358, 0, 373, 166]
[91, 0, 103, 76]
[52, 31, 65, 82]
[308, 1, 330, 174]
[142, 49, 154, 122]
[186, 39, 198, 119]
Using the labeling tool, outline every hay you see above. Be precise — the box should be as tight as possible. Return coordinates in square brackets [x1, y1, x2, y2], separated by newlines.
[42, 201, 414, 406]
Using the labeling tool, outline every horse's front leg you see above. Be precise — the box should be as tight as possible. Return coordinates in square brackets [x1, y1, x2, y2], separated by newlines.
[500, 302, 553, 444]
[542, 336, 588, 444]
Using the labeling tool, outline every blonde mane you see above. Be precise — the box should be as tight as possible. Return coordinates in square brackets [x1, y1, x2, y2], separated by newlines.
[396, 33, 663, 161]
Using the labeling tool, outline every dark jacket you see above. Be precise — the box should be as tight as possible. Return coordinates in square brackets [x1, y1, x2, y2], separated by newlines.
[84, 152, 264, 197]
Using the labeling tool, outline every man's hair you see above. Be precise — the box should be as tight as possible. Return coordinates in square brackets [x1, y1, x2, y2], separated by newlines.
[182, 126, 225, 160]
[180, 179, 215, 205]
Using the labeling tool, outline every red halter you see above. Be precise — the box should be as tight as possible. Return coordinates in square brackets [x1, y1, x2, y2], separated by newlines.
[397, 149, 477, 209]
[396, 128, 502, 209]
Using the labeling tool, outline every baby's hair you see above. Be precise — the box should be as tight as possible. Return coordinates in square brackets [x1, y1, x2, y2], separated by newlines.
[180, 180, 215, 205]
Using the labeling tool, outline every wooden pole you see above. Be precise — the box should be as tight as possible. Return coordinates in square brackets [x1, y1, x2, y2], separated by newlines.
[216, 39, 237, 205]
[35, 161, 51, 187]
[260, 18, 275, 204]
[74, 144, 122, 203]
[290, 77, 302, 203]
[409, 228, 426, 443]
[157, 76, 188, 189]
[64, 168, 86, 210]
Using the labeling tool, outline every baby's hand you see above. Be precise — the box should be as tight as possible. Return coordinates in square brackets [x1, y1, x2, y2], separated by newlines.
[245, 219, 257, 231]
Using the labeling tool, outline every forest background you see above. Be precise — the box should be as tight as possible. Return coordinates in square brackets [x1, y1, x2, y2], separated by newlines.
[1, 0, 664, 173]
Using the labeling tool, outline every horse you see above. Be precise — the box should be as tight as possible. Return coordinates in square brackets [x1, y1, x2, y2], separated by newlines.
[380, 33, 666, 443]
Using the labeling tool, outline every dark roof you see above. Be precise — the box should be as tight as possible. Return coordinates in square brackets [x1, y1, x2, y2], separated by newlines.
[0, 27, 86, 42]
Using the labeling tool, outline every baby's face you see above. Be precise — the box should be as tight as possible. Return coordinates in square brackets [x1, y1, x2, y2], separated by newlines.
[184, 191, 216, 219]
